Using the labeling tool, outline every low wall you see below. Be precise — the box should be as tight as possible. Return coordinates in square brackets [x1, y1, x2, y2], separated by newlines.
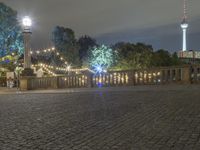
[20, 65, 199, 90]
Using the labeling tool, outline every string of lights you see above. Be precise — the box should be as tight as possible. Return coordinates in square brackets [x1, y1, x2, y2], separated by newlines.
[0, 52, 18, 62]
[32, 63, 94, 73]
[0, 46, 95, 75]
[38, 64, 57, 76]
[30, 46, 94, 75]
[30, 47, 68, 65]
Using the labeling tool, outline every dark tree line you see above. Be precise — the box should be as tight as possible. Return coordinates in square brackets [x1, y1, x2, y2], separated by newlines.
[49, 26, 183, 70]
[111, 42, 182, 70]
[51, 26, 98, 67]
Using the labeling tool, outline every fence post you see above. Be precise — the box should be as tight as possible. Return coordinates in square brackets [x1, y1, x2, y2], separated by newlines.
[128, 70, 135, 86]
[55, 76, 59, 88]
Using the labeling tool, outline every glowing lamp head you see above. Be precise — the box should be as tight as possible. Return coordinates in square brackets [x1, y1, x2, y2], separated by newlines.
[23, 16, 32, 27]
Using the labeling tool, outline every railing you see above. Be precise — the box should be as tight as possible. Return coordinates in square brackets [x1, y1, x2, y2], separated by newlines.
[58, 75, 88, 88]
[190, 65, 200, 83]
[92, 66, 185, 87]
[29, 77, 57, 90]
[21, 65, 197, 90]
[92, 71, 130, 87]
[28, 75, 88, 90]
[0, 77, 7, 87]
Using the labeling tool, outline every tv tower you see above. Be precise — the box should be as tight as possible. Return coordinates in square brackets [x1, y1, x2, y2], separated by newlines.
[181, 0, 188, 51]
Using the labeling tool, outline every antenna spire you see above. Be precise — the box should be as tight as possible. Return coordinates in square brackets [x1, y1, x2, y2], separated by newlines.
[183, 0, 187, 20]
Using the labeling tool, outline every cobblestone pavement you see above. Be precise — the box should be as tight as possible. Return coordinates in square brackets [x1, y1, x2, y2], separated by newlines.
[0, 86, 200, 150]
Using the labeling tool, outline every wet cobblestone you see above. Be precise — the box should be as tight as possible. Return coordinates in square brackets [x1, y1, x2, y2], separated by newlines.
[0, 86, 200, 149]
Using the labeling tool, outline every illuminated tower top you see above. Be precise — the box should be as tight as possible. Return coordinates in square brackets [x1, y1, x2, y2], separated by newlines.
[181, 0, 188, 28]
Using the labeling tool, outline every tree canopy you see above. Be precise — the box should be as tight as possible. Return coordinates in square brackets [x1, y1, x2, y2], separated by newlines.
[0, 2, 23, 57]
[78, 35, 97, 63]
[152, 50, 182, 67]
[89, 45, 115, 72]
[52, 26, 80, 66]
[112, 42, 153, 70]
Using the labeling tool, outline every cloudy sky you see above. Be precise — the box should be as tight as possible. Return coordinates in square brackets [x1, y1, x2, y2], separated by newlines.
[2, 0, 200, 51]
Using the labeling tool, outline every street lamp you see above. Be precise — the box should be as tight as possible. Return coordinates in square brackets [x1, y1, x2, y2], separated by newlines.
[21, 16, 34, 76]
[22, 16, 32, 69]
[23, 16, 32, 29]
[19, 16, 35, 90]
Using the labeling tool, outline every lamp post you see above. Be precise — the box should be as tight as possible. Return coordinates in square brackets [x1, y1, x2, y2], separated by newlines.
[21, 16, 34, 76]
[23, 16, 32, 69]
[19, 16, 35, 90]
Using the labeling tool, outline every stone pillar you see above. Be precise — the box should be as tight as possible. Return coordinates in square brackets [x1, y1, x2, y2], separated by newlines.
[193, 67, 197, 83]
[181, 66, 191, 84]
[20, 43, 34, 88]
[23, 32, 32, 69]
[20, 77, 32, 90]
[21, 30, 35, 77]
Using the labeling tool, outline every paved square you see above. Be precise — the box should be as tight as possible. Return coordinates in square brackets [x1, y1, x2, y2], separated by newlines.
[0, 85, 200, 150]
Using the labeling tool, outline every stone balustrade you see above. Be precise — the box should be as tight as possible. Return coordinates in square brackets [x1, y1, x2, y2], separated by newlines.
[20, 65, 198, 90]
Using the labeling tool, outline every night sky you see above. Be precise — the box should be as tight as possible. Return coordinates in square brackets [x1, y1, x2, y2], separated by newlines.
[2, 0, 200, 52]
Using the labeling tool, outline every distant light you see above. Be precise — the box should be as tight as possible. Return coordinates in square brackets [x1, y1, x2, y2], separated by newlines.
[103, 70, 107, 73]
[94, 66, 103, 73]
[22, 16, 32, 27]
[67, 65, 71, 70]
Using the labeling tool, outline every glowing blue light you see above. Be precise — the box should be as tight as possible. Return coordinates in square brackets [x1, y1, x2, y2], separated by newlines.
[97, 66, 102, 72]
[97, 82, 102, 87]
[94, 65, 103, 73]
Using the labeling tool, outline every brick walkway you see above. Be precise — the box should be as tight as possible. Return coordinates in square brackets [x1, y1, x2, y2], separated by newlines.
[0, 85, 200, 149]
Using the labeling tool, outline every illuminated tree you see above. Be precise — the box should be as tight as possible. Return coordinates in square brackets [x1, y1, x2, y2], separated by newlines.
[0, 3, 24, 57]
[89, 45, 115, 72]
